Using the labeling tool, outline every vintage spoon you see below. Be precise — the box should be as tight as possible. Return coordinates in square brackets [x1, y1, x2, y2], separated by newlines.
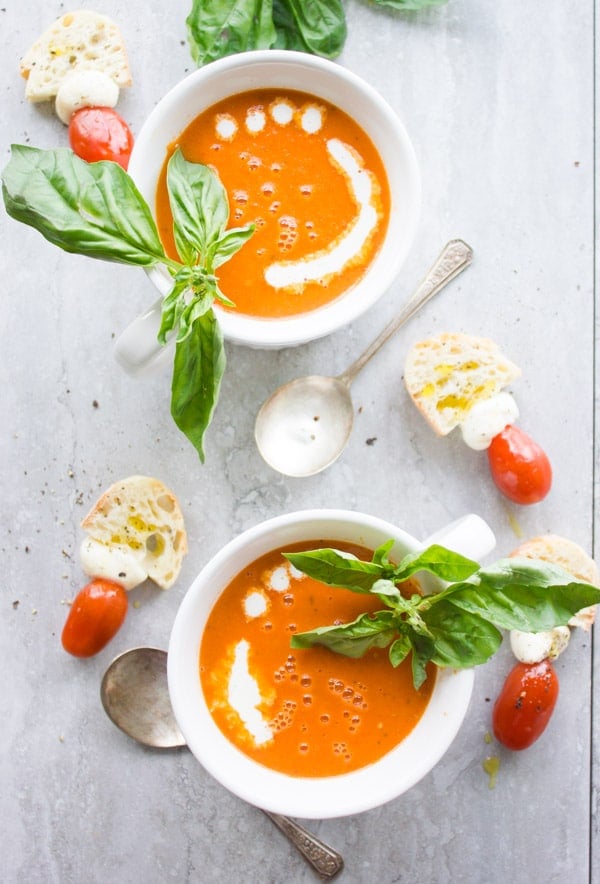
[100, 647, 344, 880]
[255, 238, 473, 477]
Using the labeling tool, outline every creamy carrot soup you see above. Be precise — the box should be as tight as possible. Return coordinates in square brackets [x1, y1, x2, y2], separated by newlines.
[199, 541, 434, 777]
[156, 89, 390, 319]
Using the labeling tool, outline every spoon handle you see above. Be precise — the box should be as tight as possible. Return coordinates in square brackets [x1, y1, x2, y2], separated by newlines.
[339, 238, 473, 385]
[262, 810, 344, 879]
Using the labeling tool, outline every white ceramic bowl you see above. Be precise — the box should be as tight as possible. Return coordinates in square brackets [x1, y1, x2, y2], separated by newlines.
[122, 49, 420, 361]
[167, 510, 495, 819]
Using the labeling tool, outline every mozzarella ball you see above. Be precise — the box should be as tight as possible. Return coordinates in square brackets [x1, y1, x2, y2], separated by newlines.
[55, 70, 120, 125]
[80, 537, 147, 591]
[460, 392, 519, 450]
[510, 626, 570, 664]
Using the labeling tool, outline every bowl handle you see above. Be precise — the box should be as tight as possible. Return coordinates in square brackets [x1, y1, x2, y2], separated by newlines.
[113, 295, 175, 377]
[422, 514, 496, 562]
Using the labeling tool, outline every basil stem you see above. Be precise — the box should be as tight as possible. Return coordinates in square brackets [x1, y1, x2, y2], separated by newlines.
[288, 543, 600, 689]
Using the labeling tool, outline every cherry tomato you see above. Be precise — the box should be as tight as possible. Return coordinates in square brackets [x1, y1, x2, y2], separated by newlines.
[487, 424, 552, 505]
[69, 107, 134, 169]
[61, 578, 128, 657]
[492, 659, 559, 750]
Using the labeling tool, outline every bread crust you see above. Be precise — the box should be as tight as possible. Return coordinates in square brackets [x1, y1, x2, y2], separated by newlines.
[404, 332, 521, 435]
[20, 10, 132, 102]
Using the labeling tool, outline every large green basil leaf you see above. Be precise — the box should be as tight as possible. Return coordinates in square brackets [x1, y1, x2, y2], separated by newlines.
[291, 611, 397, 658]
[422, 599, 502, 668]
[284, 548, 385, 592]
[273, 0, 346, 57]
[393, 544, 480, 583]
[445, 558, 600, 631]
[2, 145, 166, 266]
[186, 0, 276, 66]
[170, 309, 225, 461]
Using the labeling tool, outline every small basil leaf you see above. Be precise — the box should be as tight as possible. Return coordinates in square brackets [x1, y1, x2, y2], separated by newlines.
[212, 224, 256, 268]
[422, 599, 502, 668]
[291, 611, 397, 658]
[372, 578, 402, 603]
[2, 145, 166, 266]
[186, 0, 276, 66]
[388, 635, 412, 667]
[410, 633, 436, 689]
[170, 309, 225, 461]
[372, 539, 395, 567]
[284, 549, 385, 593]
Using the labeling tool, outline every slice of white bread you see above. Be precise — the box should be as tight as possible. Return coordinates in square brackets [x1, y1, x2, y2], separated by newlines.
[80, 476, 187, 590]
[20, 10, 132, 103]
[404, 332, 521, 435]
[511, 535, 598, 630]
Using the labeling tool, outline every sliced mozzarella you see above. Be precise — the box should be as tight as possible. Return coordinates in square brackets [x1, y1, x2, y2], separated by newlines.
[510, 626, 570, 663]
[79, 537, 147, 590]
[460, 391, 519, 450]
[55, 69, 119, 124]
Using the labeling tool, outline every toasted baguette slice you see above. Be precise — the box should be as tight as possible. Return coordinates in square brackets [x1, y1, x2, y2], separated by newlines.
[511, 535, 598, 630]
[404, 332, 521, 436]
[20, 10, 132, 103]
[81, 476, 187, 590]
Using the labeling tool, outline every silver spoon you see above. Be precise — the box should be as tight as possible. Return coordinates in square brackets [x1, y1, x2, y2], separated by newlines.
[254, 238, 473, 477]
[100, 647, 344, 880]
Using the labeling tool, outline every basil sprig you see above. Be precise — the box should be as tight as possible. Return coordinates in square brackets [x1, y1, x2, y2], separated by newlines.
[186, 0, 446, 66]
[2, 144, 254, 461]
[287, 543, 600, 689]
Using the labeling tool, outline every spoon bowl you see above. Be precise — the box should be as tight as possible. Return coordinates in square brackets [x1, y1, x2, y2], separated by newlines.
[254, 239, 473, 476]
[100, 646, 344, 879]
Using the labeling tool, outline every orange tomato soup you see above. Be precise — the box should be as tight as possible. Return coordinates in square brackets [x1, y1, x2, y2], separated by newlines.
[199, 541, 434, 777]
[155, 89, 390, 318]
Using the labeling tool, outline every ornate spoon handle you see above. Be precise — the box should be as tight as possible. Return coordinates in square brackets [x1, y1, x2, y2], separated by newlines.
[263, 810, 344, 879]
[339, 238, 473, 386]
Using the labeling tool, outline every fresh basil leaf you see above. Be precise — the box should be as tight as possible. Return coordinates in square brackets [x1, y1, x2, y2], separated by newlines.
[393, 544, 480, 583]
[167, 149, 231, 261]
[371, 578, 403, 603]
[186, 0, 276, 66]
[371, 539, 395, 566]
[388, 635, 412, 667]
[170, 309, 225, 461]
[448, 575, 600, 633]
[2, 145, 166, 266]
[273, 0, 346, 58]
[422, 599, 502, 668]
[212, 225, 256, 268]
[285, 548, 385, 593]
[373, 0, 448, 10]
[410, 633, 436, 689]
[291, 611, 397, 658]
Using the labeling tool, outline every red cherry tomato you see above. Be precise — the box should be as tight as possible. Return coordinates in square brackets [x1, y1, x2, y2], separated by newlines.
[69, 107, 134, 169]
[61, 578, 128, 657]
[492, 659, 559, 750]
[487, 424, 552, 505]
